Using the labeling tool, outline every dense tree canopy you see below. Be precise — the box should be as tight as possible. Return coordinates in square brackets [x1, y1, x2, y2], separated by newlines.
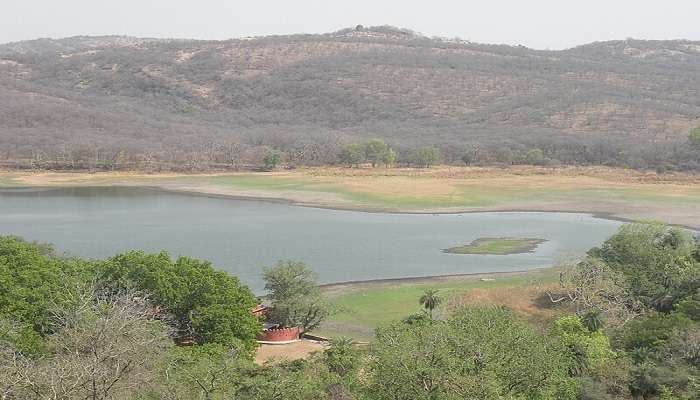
[552, 223, 700, 398]
[364, 139, 389, 167]
[591, 223, 700, 312]
[552, 315, 614, 377]
[95, 251, 260, 354]
[0, 237, 90, 353]
[369, 307, 577, 400]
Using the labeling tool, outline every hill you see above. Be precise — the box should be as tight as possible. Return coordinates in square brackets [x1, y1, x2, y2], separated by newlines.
[1, 26, 699, 171]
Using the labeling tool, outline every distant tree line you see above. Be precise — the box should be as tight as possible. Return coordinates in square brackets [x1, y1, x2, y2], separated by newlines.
[5, 125, 699, 172]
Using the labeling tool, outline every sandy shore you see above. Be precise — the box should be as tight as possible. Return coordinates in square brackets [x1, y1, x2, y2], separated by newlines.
[2, 167, 699, 230]
[69, 184, 700, 231]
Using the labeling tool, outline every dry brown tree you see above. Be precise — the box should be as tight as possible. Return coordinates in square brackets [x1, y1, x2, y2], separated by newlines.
[547, 257, 645, 328]
[1, 290, 172, 400]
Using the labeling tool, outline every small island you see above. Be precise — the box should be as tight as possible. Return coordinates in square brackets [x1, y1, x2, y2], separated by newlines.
[443, 237, 547, 255]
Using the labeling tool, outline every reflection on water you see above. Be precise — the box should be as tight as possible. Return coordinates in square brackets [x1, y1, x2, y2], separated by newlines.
[0, 187, 622, 292]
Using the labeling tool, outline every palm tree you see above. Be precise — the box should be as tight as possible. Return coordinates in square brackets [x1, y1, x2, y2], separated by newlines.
[419, 289, 442, 320]
[581, 310, 604, 332]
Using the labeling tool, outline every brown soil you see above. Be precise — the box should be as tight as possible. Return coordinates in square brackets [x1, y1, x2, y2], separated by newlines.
[254, 340, 327, 365]
[446, 284, 563, 321]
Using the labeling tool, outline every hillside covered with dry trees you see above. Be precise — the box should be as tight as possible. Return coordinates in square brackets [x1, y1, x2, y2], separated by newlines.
[1, 26, 699, 171]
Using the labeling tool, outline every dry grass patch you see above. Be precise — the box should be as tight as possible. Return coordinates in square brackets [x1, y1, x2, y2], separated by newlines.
[445, 284, 564, 326]
[254, 340, 327, 365]
[301, 165, 700, 185]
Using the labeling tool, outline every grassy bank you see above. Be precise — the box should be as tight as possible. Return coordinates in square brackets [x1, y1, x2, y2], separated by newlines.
[315, 269, 561, 341]
[443, 237, 547, 255]
[2, 166, 700, 229]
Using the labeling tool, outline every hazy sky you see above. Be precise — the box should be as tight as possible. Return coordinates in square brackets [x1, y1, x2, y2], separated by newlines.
[2, 0, 699, 49]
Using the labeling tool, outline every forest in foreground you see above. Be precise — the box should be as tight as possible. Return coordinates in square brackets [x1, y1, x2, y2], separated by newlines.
[1, 222, 700, 399]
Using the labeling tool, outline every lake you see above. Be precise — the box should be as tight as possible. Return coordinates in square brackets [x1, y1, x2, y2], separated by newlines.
[0, 187, 623, 292]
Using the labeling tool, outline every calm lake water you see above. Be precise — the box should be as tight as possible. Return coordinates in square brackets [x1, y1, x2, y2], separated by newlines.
[0, 187, 623, 292]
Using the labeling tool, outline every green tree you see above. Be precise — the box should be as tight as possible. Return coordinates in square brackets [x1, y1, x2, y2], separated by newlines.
[412, 146, 442, 168]
[382, 147, 397, 167]
[418, 289, 442, 320]
[628, 360, 693, 400]
[689, 125, 700, 149]
[338, 143, 365, 167]
[364, 139, 390, 167]
[462, 144, 482, 166]
[95, 251, 260, 355]
[261, 147, 281, 171]
[553, 315, 614, 376]
[461, 150, 473, 166]
[0, 236, 89, 354]
[622, 313, 692, 352]
[262, 261, 330, 333]
[525, 148, 546, 165]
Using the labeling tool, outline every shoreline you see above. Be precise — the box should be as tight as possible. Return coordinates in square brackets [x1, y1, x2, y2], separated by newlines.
[319, 268, 554, 296]
[4, 183, 697, 231]
[2, 167, 699, 231]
